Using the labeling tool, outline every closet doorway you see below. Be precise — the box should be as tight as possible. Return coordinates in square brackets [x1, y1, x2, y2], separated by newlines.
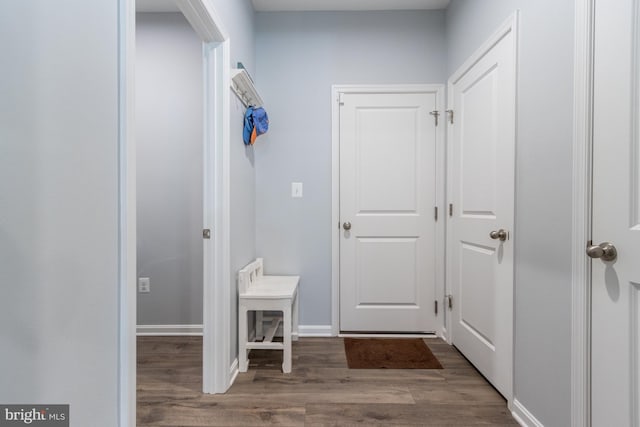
[135, 11, 204, 340]
[119, 0, 231, 423]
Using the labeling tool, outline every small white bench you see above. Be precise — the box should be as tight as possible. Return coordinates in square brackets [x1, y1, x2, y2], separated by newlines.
[238, 258, 299, 373]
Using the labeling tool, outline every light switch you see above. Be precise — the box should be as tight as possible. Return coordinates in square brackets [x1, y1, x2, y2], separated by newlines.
[291, 182, 303, 198]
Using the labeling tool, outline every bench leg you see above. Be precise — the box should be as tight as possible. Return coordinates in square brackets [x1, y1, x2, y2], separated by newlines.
[292, 291, 299, 341]
[282, 304, 292, 373]
[239, 305, 249, 372]
[255, 310, 264, 340]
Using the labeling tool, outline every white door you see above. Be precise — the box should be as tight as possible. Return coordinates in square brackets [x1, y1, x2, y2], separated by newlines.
[339, 88, 440, 333]
[447, 19, 516, 399]
[591, 1, 640, 424]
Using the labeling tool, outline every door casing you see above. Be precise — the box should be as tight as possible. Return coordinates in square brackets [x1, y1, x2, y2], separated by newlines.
[118, 0, 232, 425]
[330, 84, 446, 336]
[572, 0, 595, 426]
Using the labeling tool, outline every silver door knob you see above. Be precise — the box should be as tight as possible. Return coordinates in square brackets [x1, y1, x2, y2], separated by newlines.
[343, 222, 352, 231]
[489, 229, 507, 241]
[586, 242, 617, 261]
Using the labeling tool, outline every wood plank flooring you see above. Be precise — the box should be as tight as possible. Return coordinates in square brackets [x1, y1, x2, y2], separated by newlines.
[138, 337, 517, 426]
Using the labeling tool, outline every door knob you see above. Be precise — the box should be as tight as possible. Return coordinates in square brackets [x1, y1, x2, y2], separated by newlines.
[343, 222, 352, 231]
[489, 229, 507, 241]
[586, 242, 617, 261]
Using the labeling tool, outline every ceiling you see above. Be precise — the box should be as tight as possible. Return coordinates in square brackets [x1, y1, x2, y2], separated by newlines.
[136, 0, 450, 13]
[252, 0, 450, 12]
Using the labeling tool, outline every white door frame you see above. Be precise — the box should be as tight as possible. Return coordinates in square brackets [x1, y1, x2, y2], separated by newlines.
[330, 84, 446, 336]
[118, 0, 232, 424]
[572, 0, 595, 426]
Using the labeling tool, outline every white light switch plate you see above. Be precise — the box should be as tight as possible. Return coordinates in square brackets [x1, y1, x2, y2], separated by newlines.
[291, 182, 303, 198]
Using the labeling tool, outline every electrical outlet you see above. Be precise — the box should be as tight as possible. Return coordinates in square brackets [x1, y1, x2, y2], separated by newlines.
[291, 182, 303, 198]
[138, 277, 150, 293]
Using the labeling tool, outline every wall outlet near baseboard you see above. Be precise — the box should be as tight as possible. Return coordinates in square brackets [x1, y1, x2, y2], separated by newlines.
[138, 277, 150, 293]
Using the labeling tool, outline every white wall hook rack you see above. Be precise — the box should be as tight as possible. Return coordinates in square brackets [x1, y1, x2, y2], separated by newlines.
[231, 68, 264, 108]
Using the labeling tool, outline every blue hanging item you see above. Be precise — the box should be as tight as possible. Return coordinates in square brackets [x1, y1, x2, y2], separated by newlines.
[252, 107, 269, 143]
[243, 106, 269, 145]
[243, 106, 255, 145]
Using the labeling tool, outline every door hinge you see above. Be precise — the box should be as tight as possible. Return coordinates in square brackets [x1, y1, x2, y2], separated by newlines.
[434, 206, 438, 221]
[446, 109, 454, 124]
[203, 229, 211, 239]
[434, 300, 438, 315]
[449, 203, 453, 217]
[429, 110, 440, 126]
[338, 92, 344, 106]
[446, 294, 453, 310]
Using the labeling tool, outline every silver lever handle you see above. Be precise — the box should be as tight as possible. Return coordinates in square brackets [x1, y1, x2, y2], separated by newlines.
[489, 229, 507, 241]
[343, 222, 352, 231]
[586, 242, 617, 261]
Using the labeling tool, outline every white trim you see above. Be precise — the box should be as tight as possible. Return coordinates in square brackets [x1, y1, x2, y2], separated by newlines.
[228, 358, 239, 387]
[441, 326, 450, 344]
[255, 321, 334, 338]
[331, 84, 447, 336]
[118, 0, 136, 426]
[433, 86, 446, 343]
[339, 333, 439, 339]
[331, 87, 340, 337]
[299, 325, 334, 337]
[119, 2, 231, 424]
[572, 0, 594, 426]
[136, 324, 204, 336]
[512, 399, 545, 427]
[202, 35, 232, 394]
[176, 0, 228, 42]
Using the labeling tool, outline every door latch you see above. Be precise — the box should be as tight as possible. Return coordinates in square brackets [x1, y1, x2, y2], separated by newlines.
[446, 294, 453, 310]
[203, 229, 211, 239]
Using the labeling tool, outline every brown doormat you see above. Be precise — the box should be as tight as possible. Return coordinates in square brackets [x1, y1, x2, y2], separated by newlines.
[344, 338, 443, 369]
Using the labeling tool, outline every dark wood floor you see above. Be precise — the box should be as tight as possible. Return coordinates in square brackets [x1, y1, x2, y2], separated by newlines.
[137, 336, 518, 426]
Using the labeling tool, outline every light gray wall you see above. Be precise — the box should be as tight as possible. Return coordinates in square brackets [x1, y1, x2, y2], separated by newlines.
[136, 12, 204, 326]
[254, 11, 447, 325]
[211, 0, 257, 362]
[0, 2, 120, 426]
[446, 2, 574, 426]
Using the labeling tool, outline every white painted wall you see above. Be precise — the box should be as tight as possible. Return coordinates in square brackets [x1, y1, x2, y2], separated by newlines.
[254, 11, 447, 325]
[446, 1, 574, 425]
[0, 2, 120, 426]
[136, 12, 204, 326]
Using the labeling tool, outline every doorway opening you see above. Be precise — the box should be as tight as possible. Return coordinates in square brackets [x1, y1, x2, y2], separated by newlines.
[135, 11, 204, 339]
[119, 0, 231, 424]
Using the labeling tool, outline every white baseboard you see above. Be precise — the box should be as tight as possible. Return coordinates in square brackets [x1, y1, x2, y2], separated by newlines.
[255, 318, 334, 338]
[512, 399, 544, 427]
[441, 327, 451, 344]
[299, 325, 333, 337]
[136, 324, 203, 336]
[229, 358, 239, 387]
[339, 333, 438, 338]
